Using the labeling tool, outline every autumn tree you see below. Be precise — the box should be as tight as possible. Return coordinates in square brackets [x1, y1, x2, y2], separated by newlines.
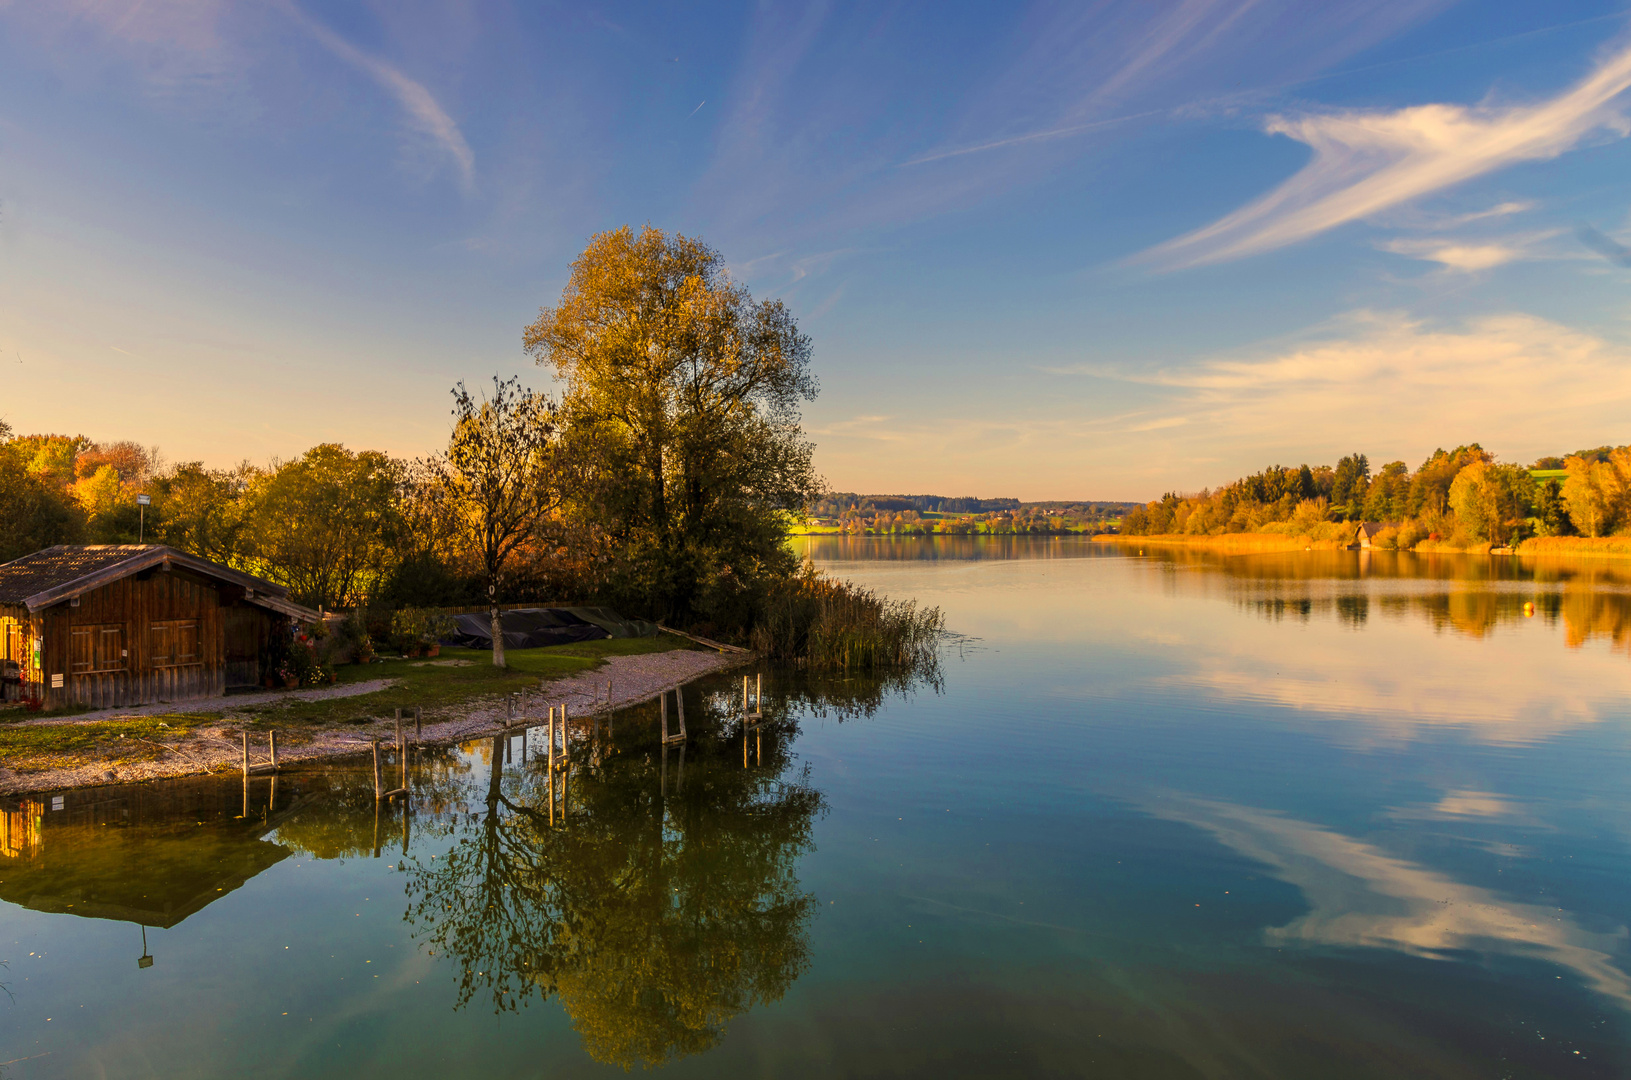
[434, 377, 560, 667]
[0, 436, 83, 560]
[240, 444, 404, 610]
[524, 225, 821, 627]
[1408, 445, 1490, 519]
[150, 462, 252, 563]
[1561, 448, 1631, 538]
[1448, 462, 1535, 546]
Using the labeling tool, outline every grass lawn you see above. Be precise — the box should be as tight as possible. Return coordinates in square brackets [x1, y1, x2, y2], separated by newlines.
[237, 636, 702, 727]
[0, 713, 219, 772]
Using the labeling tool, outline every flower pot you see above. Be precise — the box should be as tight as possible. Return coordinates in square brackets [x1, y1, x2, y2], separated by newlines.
[283, 675, 299, 689]
[426, 644, 441, 658]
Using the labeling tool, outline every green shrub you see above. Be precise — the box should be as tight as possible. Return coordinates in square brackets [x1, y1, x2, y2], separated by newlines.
[390, 608, 457, 654]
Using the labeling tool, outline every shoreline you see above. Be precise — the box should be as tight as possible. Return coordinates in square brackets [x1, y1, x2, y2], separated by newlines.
[1091, 533, 1346, 554]
[0, 648, 752, 798]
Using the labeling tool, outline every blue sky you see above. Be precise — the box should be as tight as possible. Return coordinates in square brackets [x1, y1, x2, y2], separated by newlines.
[3, 1, 1631, 500]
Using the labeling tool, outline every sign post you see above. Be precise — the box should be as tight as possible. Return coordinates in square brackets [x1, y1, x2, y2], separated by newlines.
[136, 493, 151, 542]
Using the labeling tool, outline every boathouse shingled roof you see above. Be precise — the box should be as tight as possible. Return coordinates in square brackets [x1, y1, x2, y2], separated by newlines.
[0, 545, 319, 620]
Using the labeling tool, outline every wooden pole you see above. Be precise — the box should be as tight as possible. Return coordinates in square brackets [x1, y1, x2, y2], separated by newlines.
[241, 732, 249, 777]
[563, 704, 571, 770]
[661, 691, 668, 743]
[372, 738, 383, 800]
[757, 672, 762, 713]
[744, 675, 749, 716]
[548, 707, 556, 776]
[269, 729, 277, 769]
[676, 686, 686, 740]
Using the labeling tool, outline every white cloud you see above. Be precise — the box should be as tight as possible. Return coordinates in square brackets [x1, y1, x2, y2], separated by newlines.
[1143, 38, 1631, 268]
[278, 2, 475, 192]
[1142, 311, 1631, 459]
[1377, 238, 1519, 271]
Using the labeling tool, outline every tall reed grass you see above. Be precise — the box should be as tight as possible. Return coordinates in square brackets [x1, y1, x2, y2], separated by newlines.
[752, 562, 945, 672]
[1519, 536, 1631, 558]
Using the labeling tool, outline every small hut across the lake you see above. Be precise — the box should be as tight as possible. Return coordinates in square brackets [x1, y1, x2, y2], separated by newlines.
[0, 545, 319, 710]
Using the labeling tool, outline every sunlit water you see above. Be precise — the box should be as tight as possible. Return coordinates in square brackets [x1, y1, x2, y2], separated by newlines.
[6, 538, 1631, 1077]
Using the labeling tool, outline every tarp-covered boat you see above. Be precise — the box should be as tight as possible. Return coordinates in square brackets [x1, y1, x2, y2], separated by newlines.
[440, 607, 659, 650]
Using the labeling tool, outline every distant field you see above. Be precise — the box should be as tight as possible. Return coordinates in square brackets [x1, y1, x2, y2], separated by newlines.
[1530, 469, 1568, 482]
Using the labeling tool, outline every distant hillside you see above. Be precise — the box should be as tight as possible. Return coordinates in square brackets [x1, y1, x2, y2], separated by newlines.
[814, 493, 1141, 516]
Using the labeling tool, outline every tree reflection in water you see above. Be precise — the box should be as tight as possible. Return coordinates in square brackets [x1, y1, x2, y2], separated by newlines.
[404, 689, 825, 1069]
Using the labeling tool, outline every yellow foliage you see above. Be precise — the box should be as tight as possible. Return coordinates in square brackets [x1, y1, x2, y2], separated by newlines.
[71, 464, 125, 518]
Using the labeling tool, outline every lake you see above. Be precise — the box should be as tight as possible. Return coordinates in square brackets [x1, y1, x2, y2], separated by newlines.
[5, 536, 1631, 1077]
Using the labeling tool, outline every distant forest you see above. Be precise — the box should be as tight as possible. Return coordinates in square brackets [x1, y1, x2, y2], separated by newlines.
[1119, 444, 1630, 550]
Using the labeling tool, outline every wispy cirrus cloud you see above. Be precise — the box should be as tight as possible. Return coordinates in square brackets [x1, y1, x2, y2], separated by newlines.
[1142, 36, 1631, 268]
[276, 2, 475, 192]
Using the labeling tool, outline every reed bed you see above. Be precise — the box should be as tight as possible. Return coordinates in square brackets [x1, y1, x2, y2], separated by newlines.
[752, 564, 945, 672]
[1518, 536, 1631, 559]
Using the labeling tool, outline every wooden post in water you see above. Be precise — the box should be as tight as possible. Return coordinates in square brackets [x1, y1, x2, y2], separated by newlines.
[757, 673, 762, 714]
[269, 730, 278, 769]
[563, 704, 571, 770]
[241, 732, 249, 777]
[676, 687, 685, 740]
[372, 738, 383, 800]
[548, 707, 556, 776]
[661, 692, 668, 743]
[743, 675, 749, 716]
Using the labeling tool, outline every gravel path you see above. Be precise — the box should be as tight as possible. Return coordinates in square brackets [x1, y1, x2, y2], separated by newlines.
[0, 649, 749, 796]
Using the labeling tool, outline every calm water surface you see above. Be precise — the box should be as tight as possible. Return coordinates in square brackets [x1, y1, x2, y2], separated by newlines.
[6, 538, 1631, 1077]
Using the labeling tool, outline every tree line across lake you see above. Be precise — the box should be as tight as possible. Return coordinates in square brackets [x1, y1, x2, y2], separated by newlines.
[1119, 444, 1631, 550]
[0, 227, 941, 668]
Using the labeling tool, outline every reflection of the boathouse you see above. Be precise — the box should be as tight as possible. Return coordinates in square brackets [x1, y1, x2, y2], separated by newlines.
[0, 778, 295, 928]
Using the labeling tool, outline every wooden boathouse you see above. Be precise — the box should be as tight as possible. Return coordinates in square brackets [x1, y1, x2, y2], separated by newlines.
[0, 545, 318, 710]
